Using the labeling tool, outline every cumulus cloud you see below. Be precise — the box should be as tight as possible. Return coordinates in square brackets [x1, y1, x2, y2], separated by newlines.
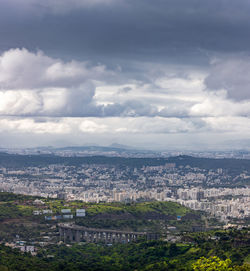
[0, 48, 108, 89]
[0, 48, 194, 118]
[2, 48, 250, 122]
[0, 90, 42, 115]
[0, 85, 99, 117]
[0, 48, 111, 117]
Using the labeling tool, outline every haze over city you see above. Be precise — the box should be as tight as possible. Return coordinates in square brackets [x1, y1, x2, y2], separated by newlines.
[1, 0, 250, 150]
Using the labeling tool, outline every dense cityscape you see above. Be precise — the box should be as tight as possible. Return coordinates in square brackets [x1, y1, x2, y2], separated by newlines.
[0, 151, 249, 225]
[0, 151, 249, 270]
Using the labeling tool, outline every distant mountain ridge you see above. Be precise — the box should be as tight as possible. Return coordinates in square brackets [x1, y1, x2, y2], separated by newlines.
[40, 144, 157, 155]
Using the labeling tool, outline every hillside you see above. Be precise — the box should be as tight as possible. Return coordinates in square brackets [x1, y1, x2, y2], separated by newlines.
[0, 193, 204, 239]
[0, 193, 249, 271]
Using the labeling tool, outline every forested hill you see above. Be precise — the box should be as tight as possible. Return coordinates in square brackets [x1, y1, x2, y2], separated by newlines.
[0, 152, 250, 172]
[0, 231, 249, 271]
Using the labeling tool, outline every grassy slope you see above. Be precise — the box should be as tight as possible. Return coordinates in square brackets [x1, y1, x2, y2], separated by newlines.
[0, 192, 192, 219]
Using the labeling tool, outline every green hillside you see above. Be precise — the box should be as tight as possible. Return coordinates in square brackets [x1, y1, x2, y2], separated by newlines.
[0, 193, 204, 235]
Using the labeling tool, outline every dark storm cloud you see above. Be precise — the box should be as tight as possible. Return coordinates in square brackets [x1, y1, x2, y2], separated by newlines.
[1, 0, 250, 63]
[205, 57, 250, 101]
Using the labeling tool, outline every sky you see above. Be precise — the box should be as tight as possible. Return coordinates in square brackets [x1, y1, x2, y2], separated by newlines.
[1, 0, 250, 150]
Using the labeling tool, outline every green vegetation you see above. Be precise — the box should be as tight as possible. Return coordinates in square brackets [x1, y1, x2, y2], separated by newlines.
[0, 194, 39, 222]
[0, 192, 203, 237]
[84, 201, 189, 216]
[0, 192, 249, 270]
[72, 201, 197, 232]
[0, 234, 249, 271]
[42, 199, 189, 216]
[192, 256, 249, 271]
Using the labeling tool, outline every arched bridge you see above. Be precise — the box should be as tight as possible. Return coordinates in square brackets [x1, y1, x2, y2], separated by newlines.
[58, 223, 159, 243]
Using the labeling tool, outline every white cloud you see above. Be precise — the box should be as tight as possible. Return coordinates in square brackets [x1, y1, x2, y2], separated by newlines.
[77, 117, 206, 134]
[0, 90, 42, 115]
[2, 47, 250, 130]
[0, 48, 110, 117]
[190, 92, 250, 117]
[0, 116, 248, 137]
[0, 118, 71, 134]
[1, 116, 250, 150]
[0, 85, 96, 117]
[0, 48, 108, 89]
[79, 120, 107, 133]
[155, 76, 205, 95]
[203, 116, 250, 133]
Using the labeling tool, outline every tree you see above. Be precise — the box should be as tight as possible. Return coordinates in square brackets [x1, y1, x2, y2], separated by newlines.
[192, 256, 234, 271]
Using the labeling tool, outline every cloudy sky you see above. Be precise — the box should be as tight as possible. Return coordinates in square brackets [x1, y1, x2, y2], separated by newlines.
[1, 0, 250, 150]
